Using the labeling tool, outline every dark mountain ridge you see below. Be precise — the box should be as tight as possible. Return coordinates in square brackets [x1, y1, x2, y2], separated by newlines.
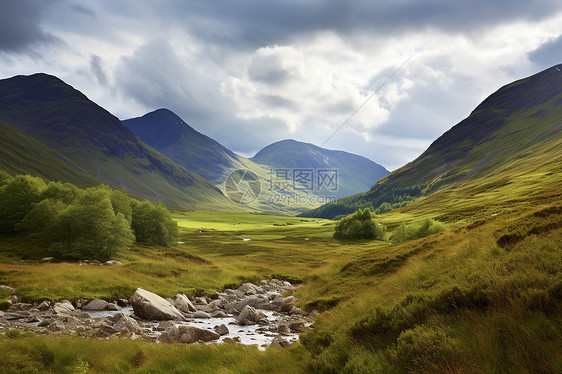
[0, 73, 234, 209]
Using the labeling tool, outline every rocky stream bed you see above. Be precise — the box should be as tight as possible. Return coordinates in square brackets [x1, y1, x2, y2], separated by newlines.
[0, 280, 315, 350]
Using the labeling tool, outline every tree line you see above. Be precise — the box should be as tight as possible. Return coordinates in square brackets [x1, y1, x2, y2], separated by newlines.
[0, 174, 178, 261]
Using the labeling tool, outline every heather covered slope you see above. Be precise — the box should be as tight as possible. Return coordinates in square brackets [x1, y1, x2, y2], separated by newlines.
[0, 74, 237, 210]
[302, 64, 562, 219]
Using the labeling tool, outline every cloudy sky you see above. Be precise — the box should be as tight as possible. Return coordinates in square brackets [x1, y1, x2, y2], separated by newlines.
[1, 0, 562, 170]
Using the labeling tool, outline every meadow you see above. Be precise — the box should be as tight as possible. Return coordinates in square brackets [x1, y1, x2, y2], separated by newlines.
[0, 161, 561, 373]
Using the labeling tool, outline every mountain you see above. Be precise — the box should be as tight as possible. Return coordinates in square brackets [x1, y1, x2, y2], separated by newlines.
[303, 64, 562, 219]
[251, 139, 389, 198]
[0, 73, 236, 210]
[0, 119, 98, 187]
[123, 109, 244, 183]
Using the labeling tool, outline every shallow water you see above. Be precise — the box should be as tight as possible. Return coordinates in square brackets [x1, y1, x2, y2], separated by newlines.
[84, 307, 299, 349]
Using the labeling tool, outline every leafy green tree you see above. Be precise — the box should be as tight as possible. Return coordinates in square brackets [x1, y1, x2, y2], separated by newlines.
[15, 198, 66, 244]
[41, 181, 80, 204]
[131, 200, 178, 246]
[334, 208, 384, 240]
[0, 175, 46, 233]
[52, 192, 133, 261]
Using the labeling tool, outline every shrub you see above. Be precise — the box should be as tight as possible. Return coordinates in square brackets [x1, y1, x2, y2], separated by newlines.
[389, 218, 447, 243]
[334, 208, 384, 240]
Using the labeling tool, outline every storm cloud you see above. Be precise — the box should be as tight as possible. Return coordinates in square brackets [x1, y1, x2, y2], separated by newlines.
[1, 1, 562, 170]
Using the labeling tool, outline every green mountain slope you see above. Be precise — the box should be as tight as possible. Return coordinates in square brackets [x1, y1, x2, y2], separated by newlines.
[0, 119, 98, 187]
[302, 64, 562, 219]
[251, 139, 389, 198]
[0, 73, 236, 210]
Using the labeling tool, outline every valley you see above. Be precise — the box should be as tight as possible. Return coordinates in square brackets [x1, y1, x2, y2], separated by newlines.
[0, 65, 560, 373]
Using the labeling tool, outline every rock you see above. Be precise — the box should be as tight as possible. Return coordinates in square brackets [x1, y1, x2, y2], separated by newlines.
[8, 303, 33, 310]
[106, 303, 119, 311]
[10, 295, 21, 304]
[38, 320, 50, 327]
[116, 298, 129, 307]
[130, 288, 185, 321]
[53, 300, 75, 314]
[104, 260, 122, 266]
[0, 285, 15, 294]
[4, 311, 30, 320]
[174, 294, 196, 313]
[236, 305, 267, 325]
[194, 297, 208, 305]
[210, 310, 229, 318]
[279, 296, 297, 313]
[112, 313, 141, 335]
[271, 335, 291, 348]
[48, 321, 65, 332]
[37, 300, 51, 311]
[157, 321, 175, 331]
[41, 257, 54, 262]
[26, 315, 41, 323]
[289, 321, 307, 333]
[82, 299, 109, 310]
[277, 324, 290, 335]
[160, 325, 220, 344]
[214, 324, 229, 336]
[238, 283, 264, 295]
[192, 311, 211, 319]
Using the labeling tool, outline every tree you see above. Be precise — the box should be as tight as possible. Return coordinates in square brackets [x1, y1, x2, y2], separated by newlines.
[334, 208, 384, 240]
[0, 175, 46, 233]
[131, 200, 178, 246]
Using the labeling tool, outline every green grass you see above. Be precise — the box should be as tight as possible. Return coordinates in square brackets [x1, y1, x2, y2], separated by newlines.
[0, 163, 561, 372]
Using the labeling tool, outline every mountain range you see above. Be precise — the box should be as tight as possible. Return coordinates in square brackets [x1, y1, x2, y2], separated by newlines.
[0, 73, 389, 213]
[302, 64, 562, 218]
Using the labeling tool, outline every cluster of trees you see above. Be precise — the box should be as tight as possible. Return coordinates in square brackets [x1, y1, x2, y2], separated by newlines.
[0, 175, 178, 261]
[300, 183, 426, 219]
[333, 208, 384, 240]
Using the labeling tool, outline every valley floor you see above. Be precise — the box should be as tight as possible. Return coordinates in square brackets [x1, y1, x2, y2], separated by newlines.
[0, 170, 561, 373]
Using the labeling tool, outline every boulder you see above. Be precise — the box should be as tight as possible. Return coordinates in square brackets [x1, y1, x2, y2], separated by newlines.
[53, 300, 75, 314]
[131, 288, 185, 321]
[236, 305, 267, 325]
[289, 321, 307, 333]
[160, 325, 220, 344]
[279, 296, 297, 313]
[82, 299, 109, 310]
[271, 335, 291, 348]
[214, 324, 229, 336]
[0, 285, 15, 294]
[238, 283, 264, 295]
[106, 303, 119, 311]
[37, 300, 51, 311]
[111, 312, 141, 334]
[192, 311, 211, 319]
[210, 310, 229, 318]
[174, 294, 196, 313]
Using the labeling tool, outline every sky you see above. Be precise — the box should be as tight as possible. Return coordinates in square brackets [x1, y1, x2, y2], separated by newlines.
[1, 1, 562, 170]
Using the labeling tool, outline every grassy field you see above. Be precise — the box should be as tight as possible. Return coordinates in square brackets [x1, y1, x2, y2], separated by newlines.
[0, 162, 561, 372]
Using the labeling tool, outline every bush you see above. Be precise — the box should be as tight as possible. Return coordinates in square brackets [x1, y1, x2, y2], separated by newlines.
[389, 218, 447, 243]
[334, 208, 384, 240]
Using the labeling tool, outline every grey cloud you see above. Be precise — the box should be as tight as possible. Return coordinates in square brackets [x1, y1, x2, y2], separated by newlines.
[0, 0, 58, 53]
[90, 55, 108, 86]
[258, 94, 299, 109]
[528, 34, 562, 69]
[161, 0, 562, 50]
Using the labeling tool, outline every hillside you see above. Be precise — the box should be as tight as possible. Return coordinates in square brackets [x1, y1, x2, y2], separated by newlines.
[0, 120, 98, 187]
[0, 73, 236, 210]
[123, 109, 245, 183]
[303, 64, 562, 219]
